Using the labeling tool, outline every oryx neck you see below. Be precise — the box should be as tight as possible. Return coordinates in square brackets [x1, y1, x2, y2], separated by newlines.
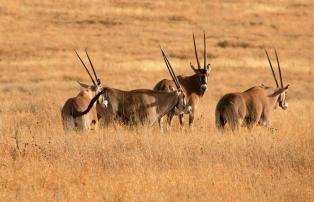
[156, 91, 179, 117]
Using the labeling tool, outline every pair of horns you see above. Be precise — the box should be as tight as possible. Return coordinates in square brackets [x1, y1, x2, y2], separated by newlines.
[160, 48, 182, 90]
[74, 49, 100, 86]
[192, 32, 207, 70]
[265, 49, 283, 88]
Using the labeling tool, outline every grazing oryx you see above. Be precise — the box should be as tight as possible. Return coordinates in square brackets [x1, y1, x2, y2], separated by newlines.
[72, 48, 188, 127]
[61, 50, 107, 132]
[154, 33, 211, 127]
[215, 50, 289, 131]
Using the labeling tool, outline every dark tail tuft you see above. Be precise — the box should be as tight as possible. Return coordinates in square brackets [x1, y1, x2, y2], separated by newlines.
[215, 100, 239, 132]
[215, 106, 226, 131]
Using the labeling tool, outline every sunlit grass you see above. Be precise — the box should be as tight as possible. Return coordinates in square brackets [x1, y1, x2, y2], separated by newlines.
[0, 0, 313, 201]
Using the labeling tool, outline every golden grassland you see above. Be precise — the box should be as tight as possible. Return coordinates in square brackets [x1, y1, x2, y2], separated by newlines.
[0, 0, 313, 201]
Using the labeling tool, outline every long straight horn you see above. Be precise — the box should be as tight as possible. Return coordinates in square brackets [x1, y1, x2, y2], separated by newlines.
[161, 48, 178, 87]
[193, 33, 201, 69]
[74, 50, 96, 86]
[160, 48, 181, 90]
[163, 50, 181, 88]
[265, 50, 279, 88]
[203, 32, 206, 69]
[165, 54, 181, 90]
[85, 49, 100, 85]
[166, 56, 181, 89]
[274, 49, 283, 87]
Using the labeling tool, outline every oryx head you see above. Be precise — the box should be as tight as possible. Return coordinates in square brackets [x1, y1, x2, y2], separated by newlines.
[190, 32, 211, 93]
[75, 49, 108, 108]
[265, 49, 289, 110]
[161, 48, 191, 115]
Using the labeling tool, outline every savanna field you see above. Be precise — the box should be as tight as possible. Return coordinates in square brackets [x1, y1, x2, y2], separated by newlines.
[0, 0, 314, 201]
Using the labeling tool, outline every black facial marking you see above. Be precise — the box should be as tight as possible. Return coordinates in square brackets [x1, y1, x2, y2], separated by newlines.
[198, 69, 207, 74]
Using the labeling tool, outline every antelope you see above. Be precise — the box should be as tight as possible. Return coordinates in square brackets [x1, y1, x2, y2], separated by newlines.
[61, 50, 107, 132]
[72, 48, 189, 127]
[215, 50, 289, 131]
[154, 33, 211, 128]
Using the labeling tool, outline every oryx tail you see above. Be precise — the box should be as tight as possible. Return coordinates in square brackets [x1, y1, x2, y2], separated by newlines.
[215, 99, 239, 131]
[72, 89, 106, 117]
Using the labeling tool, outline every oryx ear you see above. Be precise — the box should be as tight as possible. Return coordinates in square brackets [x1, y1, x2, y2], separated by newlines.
[77, 81, 90, 89]
[271, 84, 289, 97]
[190, 62, 198, 73]
[206, 64, 211, 71]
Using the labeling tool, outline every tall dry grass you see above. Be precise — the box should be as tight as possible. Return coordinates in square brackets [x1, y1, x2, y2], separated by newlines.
[0, 0, 313, 201]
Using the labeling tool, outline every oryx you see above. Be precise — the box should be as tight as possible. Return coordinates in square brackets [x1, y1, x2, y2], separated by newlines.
[61, 50, 107, 132]
[71, 48, 188, 128]
[154, 32, 211, 127]
[215, 50, 289, 131]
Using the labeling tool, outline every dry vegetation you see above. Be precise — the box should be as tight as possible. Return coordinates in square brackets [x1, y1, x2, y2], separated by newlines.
[0, 0, 314, 201]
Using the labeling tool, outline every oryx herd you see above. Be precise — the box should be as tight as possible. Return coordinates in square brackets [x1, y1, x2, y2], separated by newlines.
[61, 33, 289, 133]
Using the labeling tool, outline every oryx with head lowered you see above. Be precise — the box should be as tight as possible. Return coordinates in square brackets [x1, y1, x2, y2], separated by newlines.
[215, 50, 289, 131]
[154, 33, 211, 128]
[61, 50, 107, 132]
[72, 48, 188, 128]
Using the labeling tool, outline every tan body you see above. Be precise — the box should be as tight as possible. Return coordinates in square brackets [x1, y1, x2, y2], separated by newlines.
[215, 85, 289, 131]
[61, 87, 98, 132]
[215, 49, 289, 132]
[73, 48, 187, 127]
[74, 87, 186, 126]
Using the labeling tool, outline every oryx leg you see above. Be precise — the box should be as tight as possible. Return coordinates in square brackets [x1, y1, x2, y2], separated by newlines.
[63, 117, 76, 132]
[188, 94, 199, 128]
[247, 111, 262, 130]
[158, 116, 164, 133]
[166, 110, 175, 130]
[178, 114, 184, 126]
[242, 102, 262, 130]
[189, 110, 194, 128]
[258, 120, 277, 132]
[258, 109, 277, 131]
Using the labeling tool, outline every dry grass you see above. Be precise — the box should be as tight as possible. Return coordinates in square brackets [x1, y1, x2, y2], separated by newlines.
[0, 0, 313, 201]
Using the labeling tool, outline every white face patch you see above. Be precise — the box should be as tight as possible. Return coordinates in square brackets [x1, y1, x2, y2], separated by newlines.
[201, 84, 208, 91]
[96, 86, 103, 94]
[185, 106, 192, 113]
[102, 99, 108, 108]
[176, 90, 181, 96]
[278, 93, 288, 110]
